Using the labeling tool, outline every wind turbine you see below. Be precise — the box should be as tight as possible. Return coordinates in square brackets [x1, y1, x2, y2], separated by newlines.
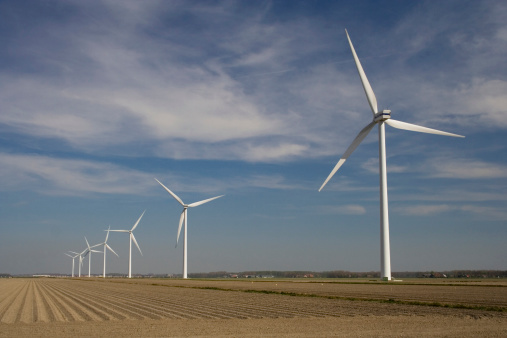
[154, 178, 224, 279]
[99, 226, 119, 278]
[84, 237, 102, 278]
[109, 211, 145, 278]
[70, 249, 88, 277]
[64, 252, 79, 277]
[318, 29, 464, 281]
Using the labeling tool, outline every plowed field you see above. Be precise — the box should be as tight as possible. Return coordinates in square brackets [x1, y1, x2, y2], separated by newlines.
[0, 278, 506, 337]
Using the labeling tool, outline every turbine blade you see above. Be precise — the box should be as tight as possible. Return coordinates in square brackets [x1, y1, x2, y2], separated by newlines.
[131, 233, 143, 256]
[131, 210, 146, 231]
[106, 244, 119, 257]
[346, 29, 378, 115]
[85, 237, 90, 249]
[176, 210, 185, 248]
[385, 119, 465, 138]
[108, 230, 129, 233]
[65, 253, 72, 258]
[69, 251, 80, 255]
[188, 195, 224, 207]
[154, 178, 185, 206]
[319, 121, 376, 191]
[105, 226, 111, 242]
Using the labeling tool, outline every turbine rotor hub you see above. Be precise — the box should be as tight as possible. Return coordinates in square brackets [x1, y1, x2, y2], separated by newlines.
[374, 110, 391, 122]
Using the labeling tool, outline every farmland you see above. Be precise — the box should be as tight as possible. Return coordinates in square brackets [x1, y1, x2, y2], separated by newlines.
[0, 278, 506, 337]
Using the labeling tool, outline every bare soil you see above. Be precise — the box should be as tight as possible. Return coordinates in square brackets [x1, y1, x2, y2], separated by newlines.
[0, 278, 506, 337]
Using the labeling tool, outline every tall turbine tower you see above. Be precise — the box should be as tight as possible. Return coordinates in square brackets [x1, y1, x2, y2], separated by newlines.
[109, 211, 145, 278]
[155, 178, 224, 279]
[319, 30, 464, 281]
[99, 226, 119, 278]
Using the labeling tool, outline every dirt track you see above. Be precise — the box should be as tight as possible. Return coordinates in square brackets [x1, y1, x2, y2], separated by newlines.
[0, 278, 506, 337]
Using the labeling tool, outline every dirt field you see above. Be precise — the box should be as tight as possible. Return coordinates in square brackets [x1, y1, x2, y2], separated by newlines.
[0, 278, 506, 337]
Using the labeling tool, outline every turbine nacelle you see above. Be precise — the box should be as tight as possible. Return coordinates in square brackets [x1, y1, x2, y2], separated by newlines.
[374, 110, 391, 122]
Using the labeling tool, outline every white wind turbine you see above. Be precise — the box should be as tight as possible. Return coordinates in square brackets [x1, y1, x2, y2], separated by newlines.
[70, 249, 88, 277]
[109, 211, 145, 278]
[85, 237, 102, 278]
[64, 252, 79, 277]
[155, 178, 224, 279]
[99, 226, 119, 278]
[319, 30, 464, 281]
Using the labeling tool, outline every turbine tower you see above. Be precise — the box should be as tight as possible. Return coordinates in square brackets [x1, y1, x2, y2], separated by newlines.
[109, 211, 145, 278]
[64, 252, 79, 277]
[85, 237, 102, 278]
[99, 226, 119, 278]
[319, 29, 464, 281]
[155, 178, 224, 279]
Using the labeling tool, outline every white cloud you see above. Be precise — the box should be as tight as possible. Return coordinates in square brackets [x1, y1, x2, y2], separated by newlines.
[1, 0, 506, 167]
[0, 1, 322, 162]
[237, 175, 299, 190]
[391, 188, 507, 203]
[454, 79, 507, 128]
[461, 205, 507, 220]
[427, 158, 507, 179]
[395, 203, 507, 220]
[321, 204, 366, 215]
[397, 204, 452, 216]
[0, 153, 153, 196]
[0, 152, 301, 196]
[238, 142, 308, 162]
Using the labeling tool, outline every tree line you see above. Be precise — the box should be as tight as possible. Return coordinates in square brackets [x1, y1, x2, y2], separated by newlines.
[187, 270, 507, 279]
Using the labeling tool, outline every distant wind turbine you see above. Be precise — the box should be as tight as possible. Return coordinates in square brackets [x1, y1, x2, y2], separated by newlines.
[64, 252, 79, 277]
[109, 211, 145, 278]
[318, 29, 464, 281]
[70, 249, 88, 277]
[99, 226, 119, 278]
[85, 237, 102, 278]
[154, 178, 224, 279]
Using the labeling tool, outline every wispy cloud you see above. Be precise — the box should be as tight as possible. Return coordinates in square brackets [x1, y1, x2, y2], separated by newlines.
[3, 0, 349, 163]
[453, 79, 507, 128]
[396, 204, 452, 216]
[320, 204, 366, 215]
[0, 152, 301, 196]
[395, 203, 507, 221]
[0, 153, 154, 196]
[461, 205, 507, 220]
[2, 0, 504, 166]
[426, 158, 507, 179]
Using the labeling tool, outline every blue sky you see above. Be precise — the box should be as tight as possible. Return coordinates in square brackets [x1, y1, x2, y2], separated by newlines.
[1, 0, 506, 275]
